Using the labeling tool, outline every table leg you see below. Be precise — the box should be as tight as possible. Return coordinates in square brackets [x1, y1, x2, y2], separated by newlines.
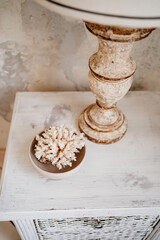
[13, 219, 39, 240]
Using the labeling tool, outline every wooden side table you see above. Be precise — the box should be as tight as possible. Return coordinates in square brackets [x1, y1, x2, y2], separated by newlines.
[0, 91, 160, 240]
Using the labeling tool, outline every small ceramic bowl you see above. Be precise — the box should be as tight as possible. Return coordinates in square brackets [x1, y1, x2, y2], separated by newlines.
[29, 136, 86, 180]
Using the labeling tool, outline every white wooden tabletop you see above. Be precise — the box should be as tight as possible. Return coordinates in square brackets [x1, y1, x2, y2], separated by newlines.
[0, 91, 160, 221]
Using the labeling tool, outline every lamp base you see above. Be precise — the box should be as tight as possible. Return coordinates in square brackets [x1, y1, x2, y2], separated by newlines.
[79, 104, 127, 144]
[78, 22, 154, 144]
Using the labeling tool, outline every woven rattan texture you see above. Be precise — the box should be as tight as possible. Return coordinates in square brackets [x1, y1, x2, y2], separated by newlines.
[34, 216, 159, 240]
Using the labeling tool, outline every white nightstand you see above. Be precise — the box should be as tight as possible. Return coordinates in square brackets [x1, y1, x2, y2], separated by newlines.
[0, 91, 160, 240]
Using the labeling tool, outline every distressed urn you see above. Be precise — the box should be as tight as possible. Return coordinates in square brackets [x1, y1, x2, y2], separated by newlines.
[79, 23, 153, 143]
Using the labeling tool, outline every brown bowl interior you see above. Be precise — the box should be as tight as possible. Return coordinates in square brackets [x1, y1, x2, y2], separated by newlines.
[30, 136, 86, 174]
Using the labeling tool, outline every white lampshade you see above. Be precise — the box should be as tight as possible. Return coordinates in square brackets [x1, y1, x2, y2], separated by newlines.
[35, 0, 160, 27]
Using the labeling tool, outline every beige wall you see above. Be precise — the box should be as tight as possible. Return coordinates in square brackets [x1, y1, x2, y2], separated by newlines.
[0, 0, 160, 148]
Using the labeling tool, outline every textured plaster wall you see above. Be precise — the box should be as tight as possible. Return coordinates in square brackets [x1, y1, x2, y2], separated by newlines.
[0, 0, 160, 148]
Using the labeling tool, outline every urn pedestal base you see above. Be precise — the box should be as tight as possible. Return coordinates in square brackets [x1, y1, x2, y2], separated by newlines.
[79, 104, 127, 144]
[79, 22, 153, 144]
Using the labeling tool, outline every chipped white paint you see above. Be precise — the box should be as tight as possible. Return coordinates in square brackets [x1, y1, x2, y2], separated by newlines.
[0, 92, 160, 222]
[0, 91, 160, 238]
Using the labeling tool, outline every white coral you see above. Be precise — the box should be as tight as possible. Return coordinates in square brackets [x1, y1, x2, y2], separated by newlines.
[34, 125, 85, 170]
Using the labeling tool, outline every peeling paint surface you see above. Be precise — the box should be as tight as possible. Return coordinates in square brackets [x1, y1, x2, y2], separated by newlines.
[44, 104, 71, 128]
[0, 0, 160, 147]
[124, 173, 153, 189]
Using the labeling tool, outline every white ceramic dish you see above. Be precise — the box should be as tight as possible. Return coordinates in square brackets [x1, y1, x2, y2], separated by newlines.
[35, 0, 160, 28]
[29, 136, 86, 180]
